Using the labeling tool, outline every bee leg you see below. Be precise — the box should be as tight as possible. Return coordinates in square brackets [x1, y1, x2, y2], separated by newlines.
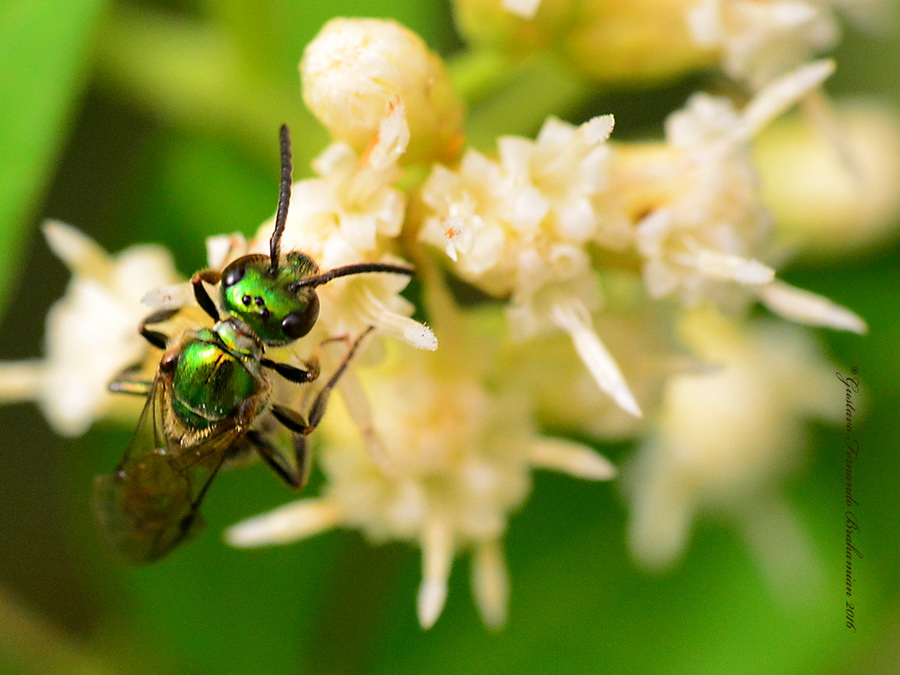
[138, 307, 179, 349]
[110, 307, 178, 392]
[191, 269, 222, 321]
[246, 429, 310, 490]
[109, 361, 153, 395]
[271, 326, 375, 437]
[309, 326, 374, 431]
[261, 358, 319, 384]
[177, 453, 228, 541]
[270, 405, 310, 434]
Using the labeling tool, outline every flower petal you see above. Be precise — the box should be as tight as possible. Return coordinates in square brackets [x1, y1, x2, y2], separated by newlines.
[43, 220, 114, 282]
[471, 539, 509, 629]
[225, 498, 344, 547]
[550, 298, 642, 417]
[756, 279, 867, 333]
[529, 437, 617, 480]
[417, 517, 454, 629]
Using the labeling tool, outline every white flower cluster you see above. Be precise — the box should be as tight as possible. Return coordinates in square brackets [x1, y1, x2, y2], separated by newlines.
[420, 60, 864, 427]
[230, 303, 614, 628]
[420, 114, 642, 416]
[688, 0, 882, 88]
[627, 308, 839, 594]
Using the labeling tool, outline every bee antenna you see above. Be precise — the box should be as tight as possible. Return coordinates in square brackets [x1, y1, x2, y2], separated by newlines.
[269, 124, 293, 276]
[295, 263, 415, 289]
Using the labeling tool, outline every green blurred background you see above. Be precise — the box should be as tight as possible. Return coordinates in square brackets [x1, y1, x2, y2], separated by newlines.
[1, 1, 898, 673]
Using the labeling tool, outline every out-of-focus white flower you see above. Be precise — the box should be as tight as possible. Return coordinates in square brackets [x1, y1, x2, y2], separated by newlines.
[453, 0, 715, 84]
[301, 17, 464, 164]
[227, 294, 615, 629]
[626, 308, 840, 594]
[501, 0, 543, 19]
[754, 99, 900, 258]
[687, 0, 846, 87]
[0, 222, 181, 435]
[421, 114, 641, 416]
[624, 60, 866, 333]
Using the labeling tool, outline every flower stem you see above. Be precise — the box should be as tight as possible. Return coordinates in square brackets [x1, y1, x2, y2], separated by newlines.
[449, 49, 595, 149]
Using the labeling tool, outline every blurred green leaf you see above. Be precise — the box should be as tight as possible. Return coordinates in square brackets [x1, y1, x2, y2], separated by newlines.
[95, 4, 310, 162]
[0, 586, 119, 675]
[0, 0, 107, 309]
[114, 128, 279, 270]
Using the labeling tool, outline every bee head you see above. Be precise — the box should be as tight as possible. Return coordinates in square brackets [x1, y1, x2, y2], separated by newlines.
[219, 252, 321, 346]
[216, 125, 415, 346]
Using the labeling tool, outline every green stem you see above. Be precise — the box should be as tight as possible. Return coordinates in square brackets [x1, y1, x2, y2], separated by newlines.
[450, 50, 596, 150]
[447, 48, 514, 105]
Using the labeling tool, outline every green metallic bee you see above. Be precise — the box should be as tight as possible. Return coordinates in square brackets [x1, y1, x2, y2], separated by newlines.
[93, 125, 413, 564]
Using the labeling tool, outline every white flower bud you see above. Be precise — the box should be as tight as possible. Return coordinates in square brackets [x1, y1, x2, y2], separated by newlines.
[301, 18, 464, 164]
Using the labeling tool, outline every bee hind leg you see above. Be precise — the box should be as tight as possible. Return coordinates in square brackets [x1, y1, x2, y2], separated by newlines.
[245, 429, 311, 490]
[108, 362, 153, 396]
[108, 379, 153, 396]
[277, 326, 375, 435]
[265, 327, 375, 487]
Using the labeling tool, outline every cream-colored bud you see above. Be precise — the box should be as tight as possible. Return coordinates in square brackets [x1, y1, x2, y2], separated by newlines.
[754, 100, 900, 258]
[453, 0, 716, 84]
[301, 18, 465, 164]
[453, 0, 571, 54]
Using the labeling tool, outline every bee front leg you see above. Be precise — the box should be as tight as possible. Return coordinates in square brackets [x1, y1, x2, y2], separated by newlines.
[108, 307, 180, 394]
[191, 269, 222, 321]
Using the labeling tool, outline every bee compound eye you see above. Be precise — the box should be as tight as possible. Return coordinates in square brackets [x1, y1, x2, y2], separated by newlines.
[281, 295, 320, 340]
[222, 263, 246, 288]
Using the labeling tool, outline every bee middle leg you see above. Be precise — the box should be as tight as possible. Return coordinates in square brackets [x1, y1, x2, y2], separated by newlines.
[108, 361, 154, 396]
[261, 358, 319, 384]
[108, 378, 153, 396]
[138, 307, 180, 349]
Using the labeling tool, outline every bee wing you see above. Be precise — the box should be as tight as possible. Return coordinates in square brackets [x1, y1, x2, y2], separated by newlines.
[92, 373, 237, 564]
